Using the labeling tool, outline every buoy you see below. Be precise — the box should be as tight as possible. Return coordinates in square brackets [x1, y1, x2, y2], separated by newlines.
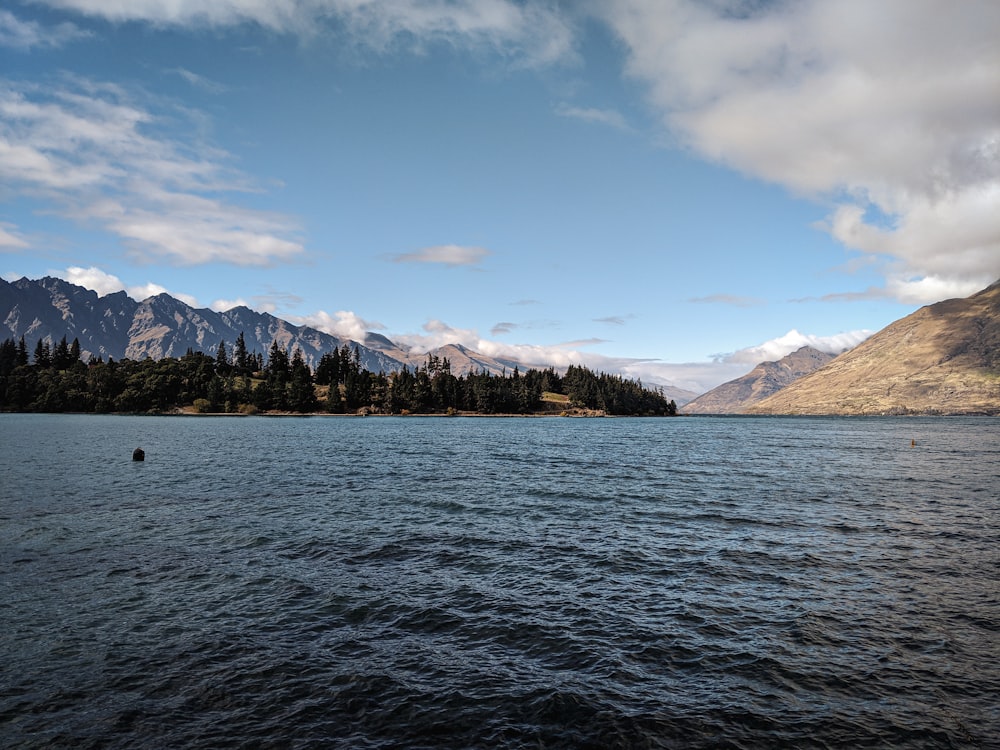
[910, 439, 916, 447]
[132, 447, 145, 461]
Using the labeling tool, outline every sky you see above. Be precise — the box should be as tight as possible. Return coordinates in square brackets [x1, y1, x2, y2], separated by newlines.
[1, 0, 998, 394]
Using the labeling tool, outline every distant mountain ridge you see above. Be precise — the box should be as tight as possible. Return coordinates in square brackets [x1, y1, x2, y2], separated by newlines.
[2, 277, 694, 399]
[2, 276, 412, 374]
[682, 346, 836, 414]
[10, 275, 998, 414]
[360, 334, 524, 377]
[747, 280, 1000, 415]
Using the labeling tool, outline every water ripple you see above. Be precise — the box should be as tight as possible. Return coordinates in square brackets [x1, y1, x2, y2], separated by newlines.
[1, 414, 998, 748]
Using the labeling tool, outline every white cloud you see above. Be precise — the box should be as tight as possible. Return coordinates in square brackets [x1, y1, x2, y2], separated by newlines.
[0, 9, 89, 49]
[617, 359, 749, 395]
[819, 274, 989, 305]
[387, 318, 557, 362]
[555, 104, 630, 131]
[64, 265, 126, 296]
[391, 244, 490, 267]
[594, 316, 623, 326]
[882, 276, 984, 306]
[368, 317, 754, 393]
[291, 309, 385, 342]
[602, 0, 1000, 303]
[615, 328, 873, 393]
[0, 77, 304, 266]
[386, 318, 676, 384]
[0, 222, 28, 249]
[32, 0, 575, 67]
[211, 298, 250, 312]
[28, 0, 304, 29]
[689, 294, 765, 308]
[95, 189, 304, 266]
[170, 68, 228, 94]
[128, 281, 199, 306]
[63, 265, 199, 305]
[719, 328, 871, 367]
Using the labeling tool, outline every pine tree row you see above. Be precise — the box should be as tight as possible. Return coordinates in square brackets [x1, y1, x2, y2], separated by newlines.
[0, 336, 676, 416]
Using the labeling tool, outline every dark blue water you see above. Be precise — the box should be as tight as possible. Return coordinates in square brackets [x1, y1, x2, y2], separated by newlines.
[1, 414, 998, 749]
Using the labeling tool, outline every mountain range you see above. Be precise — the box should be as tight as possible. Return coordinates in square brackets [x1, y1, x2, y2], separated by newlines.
[747, 279, 1000, 415]
[1, 276, 700, 403]
[6, 275, 998, 414]
[685, 279, 1000, 415]
[0, 276, 531, 377]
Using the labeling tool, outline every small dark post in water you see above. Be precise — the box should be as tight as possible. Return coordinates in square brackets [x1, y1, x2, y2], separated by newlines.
[132, 447, 145, 461]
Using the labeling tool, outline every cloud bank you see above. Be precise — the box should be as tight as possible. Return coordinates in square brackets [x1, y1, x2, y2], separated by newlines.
[0, 9, 88, 50]
[0, 222, 28, 249]
[30, 0, 575, 67]
[601, 0, 1000, 302]
[718, 329, 872, 367]
[291, 309, 385, 342]
[64, 265, 199, 306]
[0, 77, 304, 266]
[23, 2, 997, 304]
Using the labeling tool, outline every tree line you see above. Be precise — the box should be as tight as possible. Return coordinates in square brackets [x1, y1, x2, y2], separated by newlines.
[0, 334, 677, 416]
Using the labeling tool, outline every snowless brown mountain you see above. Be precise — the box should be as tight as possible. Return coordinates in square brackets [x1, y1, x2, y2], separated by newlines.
[747, 280, 1000, 415]
[682, 346, 836, 414]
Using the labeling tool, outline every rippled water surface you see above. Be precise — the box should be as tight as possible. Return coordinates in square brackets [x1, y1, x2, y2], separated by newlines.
[1, 414, 998, 748]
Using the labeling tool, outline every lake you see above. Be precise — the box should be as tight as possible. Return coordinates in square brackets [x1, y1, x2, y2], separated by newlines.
[1, 414, 997, 748]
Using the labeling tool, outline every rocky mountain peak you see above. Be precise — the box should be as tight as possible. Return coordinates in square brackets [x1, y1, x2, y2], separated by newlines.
[682, 345, 837, 414]
[1, 276, 528, 378]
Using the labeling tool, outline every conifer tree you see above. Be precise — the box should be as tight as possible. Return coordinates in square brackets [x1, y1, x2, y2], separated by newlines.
[216, 339, 229, 369]
[233, 332, 250, 375]
[0, 338, 17, 376]
[53, 336, 72, 370]
[267, 340, 289, 377]
[326, 382, 345, 413]
[287, 348, 317, 412]
[33, 339, 51, 368]
[315, 350, 342, 386]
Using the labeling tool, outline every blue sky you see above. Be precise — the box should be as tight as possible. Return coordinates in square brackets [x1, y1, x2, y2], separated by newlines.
[2, 1, 998, 393]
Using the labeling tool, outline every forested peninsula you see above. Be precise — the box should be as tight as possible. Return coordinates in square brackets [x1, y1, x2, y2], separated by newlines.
[0, 335, 677, 416]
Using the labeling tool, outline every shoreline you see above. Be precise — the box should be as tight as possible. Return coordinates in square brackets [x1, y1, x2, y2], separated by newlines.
[166, 408, 643, 418]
